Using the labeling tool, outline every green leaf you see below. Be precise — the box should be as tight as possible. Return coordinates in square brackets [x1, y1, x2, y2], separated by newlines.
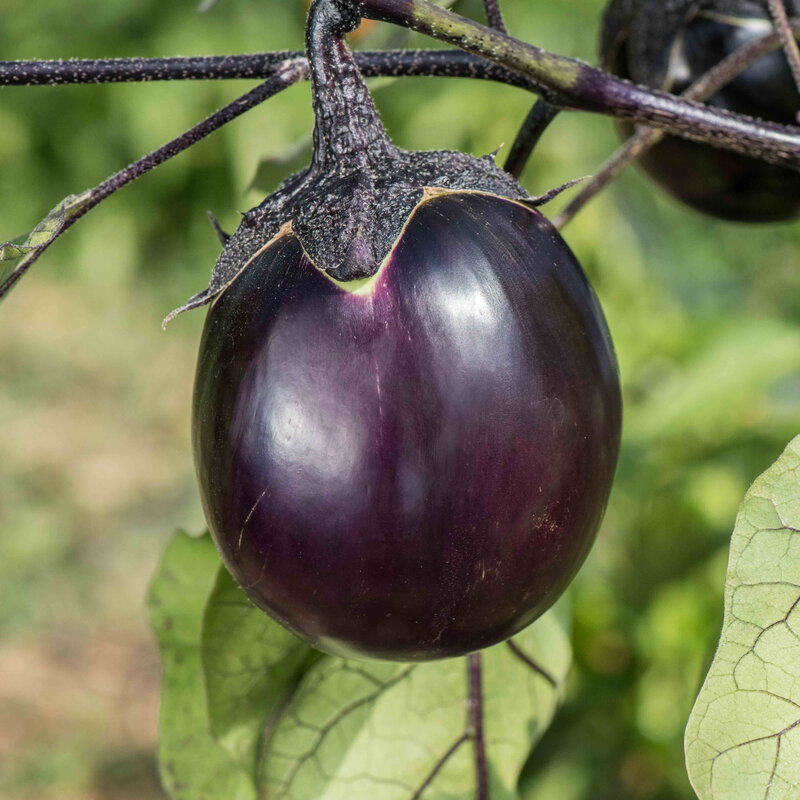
[154, 532, 571, 800]
[0, 191, 93, 298]
[148, 531, 256, 800]
[202, 567, 318, 770]
[685, 436, 800, 800]
[258, 611, 570, 800]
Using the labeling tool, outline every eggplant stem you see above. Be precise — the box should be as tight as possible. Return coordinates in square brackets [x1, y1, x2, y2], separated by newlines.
[307, 0, 396, 168]
[504, 99, 560, 178]
[467, 653, 490, 800]
[482, 0, 507, 33]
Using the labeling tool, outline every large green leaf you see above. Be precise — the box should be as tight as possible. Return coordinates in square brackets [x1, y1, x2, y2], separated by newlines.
[259, 611, 570, 800]
[148, 532, 256, 800]
[151, 531, 572, 800]
[685, 436, 800, 799]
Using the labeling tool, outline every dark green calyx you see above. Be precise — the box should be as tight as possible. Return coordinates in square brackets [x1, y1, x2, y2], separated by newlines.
[168, 0, 526, 322]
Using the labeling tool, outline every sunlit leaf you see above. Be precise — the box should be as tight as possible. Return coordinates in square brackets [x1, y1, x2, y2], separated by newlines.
[148, 532, 256, 800]
[259, 612, 570, 800]
[685, 436, 800, 800]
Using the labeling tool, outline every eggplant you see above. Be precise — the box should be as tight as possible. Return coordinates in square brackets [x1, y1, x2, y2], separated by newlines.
[602, 0, 800, 222]
[193, 190, 621, 660]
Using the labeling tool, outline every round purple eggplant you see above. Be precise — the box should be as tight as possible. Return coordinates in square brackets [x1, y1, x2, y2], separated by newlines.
[192, 190, 621, 661]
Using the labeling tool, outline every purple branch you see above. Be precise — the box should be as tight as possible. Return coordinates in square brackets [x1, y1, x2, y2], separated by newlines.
[0, 50, 548, 96]
[358, 0, 800, 169]
[467, 653, 489, 800]
[482, 0, 507, 33]
[0, 61, 306, 300]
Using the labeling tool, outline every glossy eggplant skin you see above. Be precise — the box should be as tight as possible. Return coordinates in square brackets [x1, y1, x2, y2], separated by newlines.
[613, 15, 800, 222]
[193, 192, 621, 661]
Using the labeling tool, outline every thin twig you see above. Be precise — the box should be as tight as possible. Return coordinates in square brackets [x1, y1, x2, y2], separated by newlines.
[0, 61, 306, 300]
[482, 0, 507, 33]
[467, 653, 489, 800]
[0, 50, 547, 95]
[554, 24, 795, 228]
[766, 0, 800, 110]
[505, 640, 558, 687]
[504, 99, 560, 177]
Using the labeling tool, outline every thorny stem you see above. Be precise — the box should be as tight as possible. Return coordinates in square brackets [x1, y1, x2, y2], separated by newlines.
[0, 61, 305, 300]
[504, 99, 559, 178]
[357, 0, 800, 169]
[467, 653, 489, 800]
[555, 23, 797, 228]
[766, 0, 800, 109]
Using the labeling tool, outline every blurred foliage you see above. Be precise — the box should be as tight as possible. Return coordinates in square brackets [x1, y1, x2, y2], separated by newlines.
[1, 0, 799, 798]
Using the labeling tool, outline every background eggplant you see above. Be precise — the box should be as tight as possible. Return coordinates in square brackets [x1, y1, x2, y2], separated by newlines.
[602, 0, 800, 222]
[193, 190, 622, 661]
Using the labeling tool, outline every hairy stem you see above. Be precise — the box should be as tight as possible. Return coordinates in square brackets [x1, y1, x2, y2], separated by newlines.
[0, 50, 547, 94]
[0, 61, 306, 300]
[467, 653, 489, 800]
[555, 24, 795, 228]
[307, 0, 395, 167]
[482, 0, 507, 33]
[0, 53, 296, 84]
[357, 0, 800, 169]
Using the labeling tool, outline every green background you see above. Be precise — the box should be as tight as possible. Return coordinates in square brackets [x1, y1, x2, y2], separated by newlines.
[1, 0, 799, 797]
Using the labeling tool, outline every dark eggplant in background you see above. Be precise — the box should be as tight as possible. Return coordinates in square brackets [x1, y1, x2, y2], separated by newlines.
[602, 0, 800, 222]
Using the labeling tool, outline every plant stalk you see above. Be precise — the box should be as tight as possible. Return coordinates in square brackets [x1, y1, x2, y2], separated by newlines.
[356, 0, 800, 169]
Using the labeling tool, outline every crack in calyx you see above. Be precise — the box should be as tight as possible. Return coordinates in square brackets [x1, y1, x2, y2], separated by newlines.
[168, 0, 527, 321]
